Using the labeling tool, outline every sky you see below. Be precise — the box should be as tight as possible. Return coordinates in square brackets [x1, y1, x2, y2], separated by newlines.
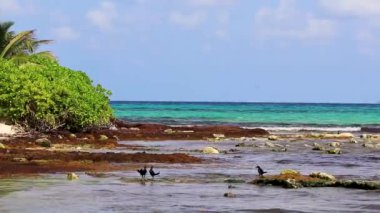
[1, 0, 380, 103]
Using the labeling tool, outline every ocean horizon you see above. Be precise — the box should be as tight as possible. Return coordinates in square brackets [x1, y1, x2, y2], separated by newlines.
[112, 101, 380, 131]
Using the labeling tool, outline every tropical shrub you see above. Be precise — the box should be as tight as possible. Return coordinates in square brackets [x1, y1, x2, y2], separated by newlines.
[0, 56, 113, 131]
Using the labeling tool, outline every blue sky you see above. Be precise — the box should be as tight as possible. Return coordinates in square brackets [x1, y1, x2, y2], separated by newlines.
[1, 0, 380, 103]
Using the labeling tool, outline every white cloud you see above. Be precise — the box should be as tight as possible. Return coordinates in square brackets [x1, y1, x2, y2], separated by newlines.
[52, 26, 80, 41]
[214, 29, 228, 40]
[354, 29, 380, 55]
[188, 0, 238, 7]
[0, 0, 38, 15]
[0, 0, 21, 13]
[320, 0, 380, 18]
[86, 1, 117, 31]
[320, 0, 380, 53]
[169, 11, 207, 29]
[254, 0, 336, 41]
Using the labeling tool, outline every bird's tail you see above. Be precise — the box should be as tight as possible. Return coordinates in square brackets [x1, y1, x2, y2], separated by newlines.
[263, 171, 267, 174]
[155, 172, 160, 176]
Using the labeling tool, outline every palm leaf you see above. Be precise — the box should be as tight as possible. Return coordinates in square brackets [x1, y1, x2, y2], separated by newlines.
[0, 30, 34, 59]
[0, 21, 14, 48]
[34, 51, 57, 61]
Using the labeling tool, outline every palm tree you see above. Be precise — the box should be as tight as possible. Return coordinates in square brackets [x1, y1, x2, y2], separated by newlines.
[0, 21, 55, 63]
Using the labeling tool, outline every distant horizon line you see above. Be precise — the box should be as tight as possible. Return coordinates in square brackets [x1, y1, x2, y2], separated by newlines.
[110, 100, 380, 105]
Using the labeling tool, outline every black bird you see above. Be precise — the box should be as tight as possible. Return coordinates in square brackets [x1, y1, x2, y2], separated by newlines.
[149, 166, 160, 179]
[256, 165, 267, 177]
[137, 165, 147, 179]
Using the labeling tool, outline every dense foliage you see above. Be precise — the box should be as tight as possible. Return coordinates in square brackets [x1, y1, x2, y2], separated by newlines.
[0, 56, 113, 131]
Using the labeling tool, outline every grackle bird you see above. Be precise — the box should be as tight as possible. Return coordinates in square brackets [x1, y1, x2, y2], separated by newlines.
[137, 165, 147, 179]
[256, 165, 267, 177]
[149, 166, 160, 180]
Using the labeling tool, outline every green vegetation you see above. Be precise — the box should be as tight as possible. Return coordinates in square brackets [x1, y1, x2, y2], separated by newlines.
[0, 56, 113, 131]
[0, 21, 113, 131]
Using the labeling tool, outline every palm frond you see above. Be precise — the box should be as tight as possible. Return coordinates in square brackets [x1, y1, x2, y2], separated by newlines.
[0, 22, 54, 61]
[0, 30, 34, 59]
[34, 51, 57, 61]
[0, 21, 14, 49]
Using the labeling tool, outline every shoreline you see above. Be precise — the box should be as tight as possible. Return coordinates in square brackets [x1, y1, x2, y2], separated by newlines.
[0, 119, 269, 177]
[1, 119, 379, 177]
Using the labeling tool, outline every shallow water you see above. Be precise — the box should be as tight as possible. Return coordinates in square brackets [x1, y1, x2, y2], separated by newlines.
[0, 139, 379, 212]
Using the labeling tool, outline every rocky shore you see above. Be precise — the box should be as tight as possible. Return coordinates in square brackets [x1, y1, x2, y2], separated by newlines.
[251, 170, 380, 190]
[0, 119, 269, 177]
[1, 119, 380, 183]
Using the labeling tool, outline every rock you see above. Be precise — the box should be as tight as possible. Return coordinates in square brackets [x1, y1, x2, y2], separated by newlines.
[235, 142, 257, 147]
[213, 134, 225, 138]
[69, 133, 76, 138]
[335, 180, 380, 190]
[361, 134, 369, 139]
[360, 134, 380, 140]
[57, 135, 63, 139]
[35, 138, 52, 148]
[362, 143, 375, 148]
[319, 133, 354, 139]
[312, 143, 324, 151]
[202, 146, 219, 154]
[238, 137, 250, 141]
[326, 148, 342, 154]
[12, 157, 28, 162]
[164, 129, 175, 134]
[109, 126, 118, 131]
[207, 138, 220, 142]
[129, 127, 140, 131]
[223, 192, 236, 198]
[284, 179, 302, 189]
[251, 173, 336, 189]
[336, 133, 354, 138]
[99, 135, 108, 141]
[280, 169, 300, 175]
[309, 172, 336, 181]
[349, 138, 358, 143]
[30, 160, 49, 164]
[310, 133, 322, 138]
[271, 148, 287, 152]
[112, 135, 120, 141]
[265, 141, 275, 148]
[268, 135, 279, 141]
[0, 143, 6, 149]
[179, 130, 194, 133]
[67, 172, 79, 180]
[252, 173, 379, 190]
[329, 142, 341, 147]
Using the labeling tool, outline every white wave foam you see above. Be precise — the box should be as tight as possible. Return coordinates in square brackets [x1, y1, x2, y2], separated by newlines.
[244, 126, 361, 132]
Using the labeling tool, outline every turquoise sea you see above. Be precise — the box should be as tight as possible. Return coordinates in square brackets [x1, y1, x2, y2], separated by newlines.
[112, 102, 380, 131]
